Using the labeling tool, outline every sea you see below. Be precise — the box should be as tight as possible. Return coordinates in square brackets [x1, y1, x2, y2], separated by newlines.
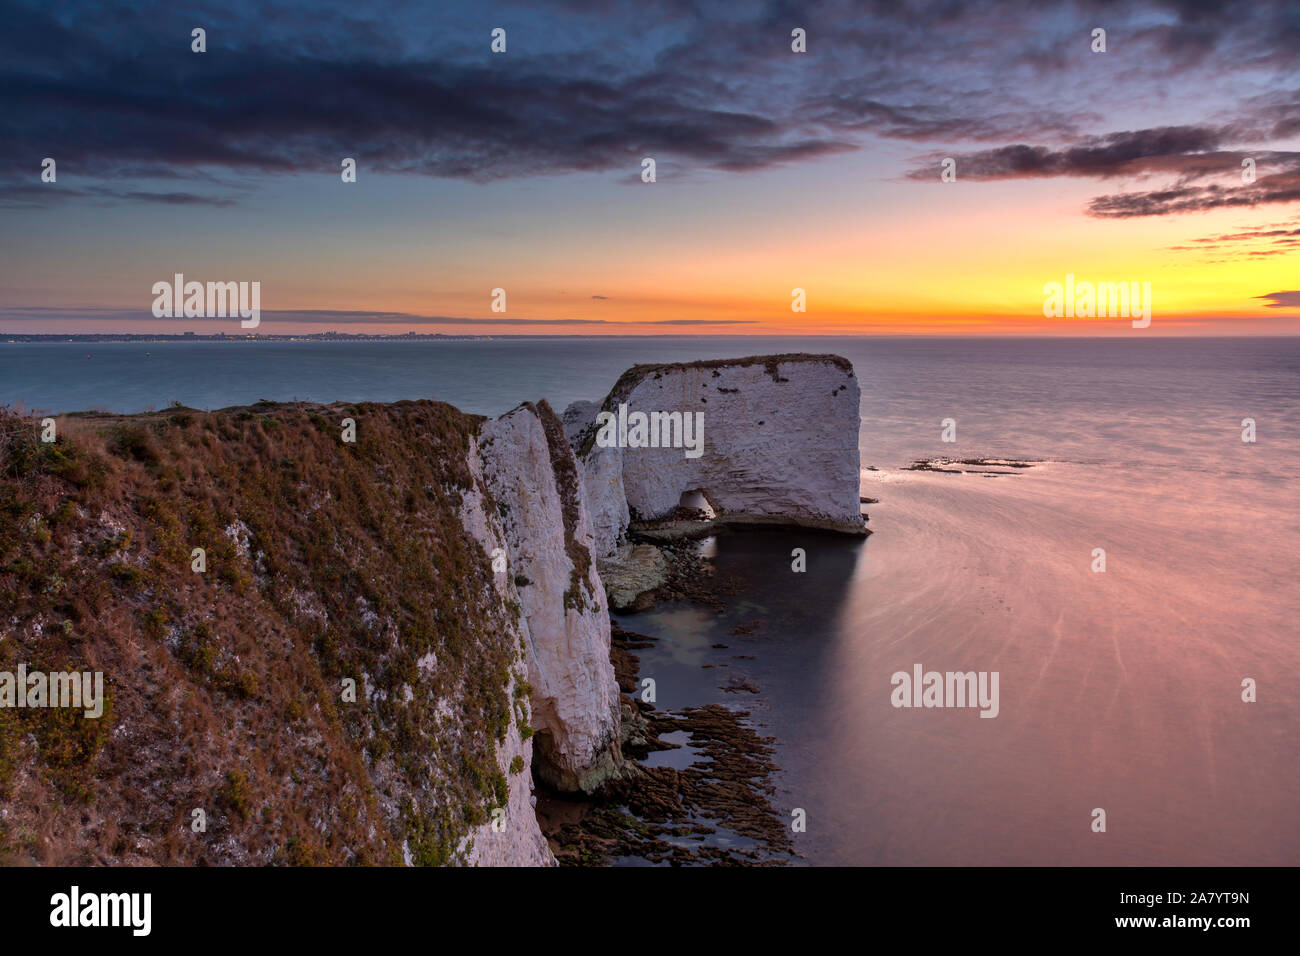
[3, 335, 1297, 865]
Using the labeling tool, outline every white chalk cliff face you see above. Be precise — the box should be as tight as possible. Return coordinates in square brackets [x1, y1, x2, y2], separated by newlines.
[568, 355, 866, 557]
[454, 440, 556, 866]
[562, 400, 630, 559]
[478, 401, 623, 794]
[456, 354, 862, 865]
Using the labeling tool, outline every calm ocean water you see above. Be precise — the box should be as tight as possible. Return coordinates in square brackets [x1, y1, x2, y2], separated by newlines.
[4, 335, 1297, 864]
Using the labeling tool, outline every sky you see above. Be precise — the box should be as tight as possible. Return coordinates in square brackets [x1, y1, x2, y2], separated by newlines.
[1, 0, 1298, 335]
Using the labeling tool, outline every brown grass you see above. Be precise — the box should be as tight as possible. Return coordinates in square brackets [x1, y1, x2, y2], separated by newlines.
[0, 400, 522, 865]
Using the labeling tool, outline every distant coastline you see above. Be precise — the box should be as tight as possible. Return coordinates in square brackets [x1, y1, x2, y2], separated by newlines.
[5, 331, 1297, 344]
[0, 332, 499, 343]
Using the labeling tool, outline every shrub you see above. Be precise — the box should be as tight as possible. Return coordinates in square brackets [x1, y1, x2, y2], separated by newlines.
[107, 423, 160, 465]
[491, 771, 508, 808]
[223, 769, 251, 821]
[107, 561, 146, 588]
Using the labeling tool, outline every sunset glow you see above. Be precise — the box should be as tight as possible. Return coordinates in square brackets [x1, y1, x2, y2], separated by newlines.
[2, 2, 1297, 336]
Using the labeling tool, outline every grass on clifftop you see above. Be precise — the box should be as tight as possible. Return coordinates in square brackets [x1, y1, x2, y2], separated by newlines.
[0, 400, 521, 865]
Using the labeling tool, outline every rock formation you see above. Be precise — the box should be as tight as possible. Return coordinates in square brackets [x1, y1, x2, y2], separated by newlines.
[478, 401, 623, 794]
[0, 353, 861, 867]
[454, 439, 555, 866]
[567, 354, 867, 558]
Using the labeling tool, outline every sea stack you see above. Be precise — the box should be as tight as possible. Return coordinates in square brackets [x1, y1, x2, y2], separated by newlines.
[564, 353, 867, 558]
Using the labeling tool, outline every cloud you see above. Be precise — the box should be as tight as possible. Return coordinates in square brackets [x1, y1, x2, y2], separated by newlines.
[1087, 167, 1300, 217]
[642, 319, 757, 325]
[3, 0, 1299, 209]
[116, 191, 239, 206]
[906, 123, 1300, 218]
[0, 184, 239, 209]
[0, 2, 855, 202]
[1168, 219, 1300, 256]
[1255, 291, 1300, 309]
[909, 126, 1241, 180]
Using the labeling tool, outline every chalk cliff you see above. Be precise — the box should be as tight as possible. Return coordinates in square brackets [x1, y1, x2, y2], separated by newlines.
[567, 354, 866, 557]
[478, 401, 623, 795]
[0, 400, 563, 867]
[454, 439, 555, 866]
[0, 353, 860, 867]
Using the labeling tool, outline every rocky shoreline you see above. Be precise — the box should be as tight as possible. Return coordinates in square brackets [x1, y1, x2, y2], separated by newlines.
[535, 518, 827, 866]
[537, 619, 796, 866]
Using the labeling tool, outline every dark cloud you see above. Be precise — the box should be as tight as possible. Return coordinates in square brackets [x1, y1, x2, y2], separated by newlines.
[0, 1, 858, 199]
[906, 124, 1300, 218]
[805, 97, 1091, 145]
[909, 127, 1242, 180]
[1087, 166, 1300, 217]
[0, 184, 238, 209]
[116, 191, 239, 206]
[3, 0, 1298, 210]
